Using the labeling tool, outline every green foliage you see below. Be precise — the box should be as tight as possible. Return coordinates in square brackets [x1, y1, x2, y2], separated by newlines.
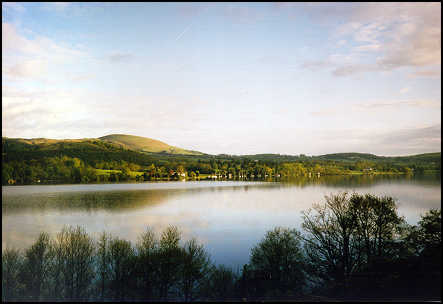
[2, 248, 24, 301]
[157, 225, 183, 299]
[22, 232, 51, 299]
[135, 228, 158, 299]
[3, 136, 439, 185]
[96, 232, 111, 300]
[49, 226, 95, 300]
[180, 238, 211, 301]
[99, 134, 204, 155]
[108, 237, 136, 300]
[247, 227, 306, 296]
[200, 264, 238, 300]
[418, 209, 441, 247]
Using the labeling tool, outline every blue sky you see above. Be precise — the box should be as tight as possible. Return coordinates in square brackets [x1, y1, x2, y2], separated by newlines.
[2, 2, 441, 155]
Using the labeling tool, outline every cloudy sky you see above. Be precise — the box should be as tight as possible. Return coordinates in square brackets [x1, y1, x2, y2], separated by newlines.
[2, 2, 441, 156]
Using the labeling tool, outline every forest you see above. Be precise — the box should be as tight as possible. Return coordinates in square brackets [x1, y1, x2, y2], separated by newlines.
[2, 137, 440, 185]
[2, 193, 441, 301]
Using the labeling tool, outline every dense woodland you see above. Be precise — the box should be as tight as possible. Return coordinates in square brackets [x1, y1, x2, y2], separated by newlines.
[2, 137, 440, 185]
[2, 193, 440, 301]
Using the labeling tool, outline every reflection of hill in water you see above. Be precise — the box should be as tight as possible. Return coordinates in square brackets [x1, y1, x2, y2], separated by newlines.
[3, 175, 439, 214]
[2, 183, 281, 214]
[279, 173, 440, 188]
[2, 190, 168, 213]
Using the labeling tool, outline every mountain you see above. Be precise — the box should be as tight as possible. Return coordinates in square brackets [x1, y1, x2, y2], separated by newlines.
[2, 134, 204, 156]
[99, 134, 204, 155]
[2, 135, 439, 162]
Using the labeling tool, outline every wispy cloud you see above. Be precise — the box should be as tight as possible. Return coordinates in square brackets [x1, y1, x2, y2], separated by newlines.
[69, 73, 96, 82]
[2, 22, 86, 59]
[310, 108, 339, 117]
[409, 68, 441, 78]
[310, 99, 441, 117]
[336, 39, 347, 47]
[400, 87, 410, 94]
[2, 22, 88, 82]
[378, 124, 441, 145]
[375, 125, 441, 155]
[300, 60, 334, 70]
[3, 59, 48, 79]
[299, 124, 441, 156]
[300, 3, 441, 77]
[356, 100, 441, 109]
[332, 64, 377, 77]
[108, 52, 134, 63]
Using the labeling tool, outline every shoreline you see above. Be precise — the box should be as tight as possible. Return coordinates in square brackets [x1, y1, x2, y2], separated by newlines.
[3, 171, 439, 187]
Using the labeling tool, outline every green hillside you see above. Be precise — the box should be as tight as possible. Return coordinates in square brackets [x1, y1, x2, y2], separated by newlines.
[2, 134, 440, 185]
[2, 137, 123, 153]
[2, 135, 204, 156]
[99, 134, 203, 155]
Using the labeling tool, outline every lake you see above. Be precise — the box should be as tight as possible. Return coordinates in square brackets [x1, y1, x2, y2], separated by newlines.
[2, 174, 441, 269]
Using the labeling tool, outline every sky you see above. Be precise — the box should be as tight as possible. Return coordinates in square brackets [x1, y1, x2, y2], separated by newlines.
[2, 2, 441, 156]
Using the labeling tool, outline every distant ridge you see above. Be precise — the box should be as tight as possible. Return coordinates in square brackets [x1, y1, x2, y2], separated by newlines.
[99, 134, 204, 155]
[315, 152, 441, 162]
[1, 135, 439, 159]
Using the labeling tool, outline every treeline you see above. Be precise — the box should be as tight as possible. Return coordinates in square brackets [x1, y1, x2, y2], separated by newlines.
[2, 156, 100, 185]
[2, 137, 440, 185]
[2, 193, 441, 301]
[2, 154, 425, 185]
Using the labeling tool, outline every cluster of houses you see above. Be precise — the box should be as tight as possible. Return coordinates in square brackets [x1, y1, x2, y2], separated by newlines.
[207, 173, 281, 180]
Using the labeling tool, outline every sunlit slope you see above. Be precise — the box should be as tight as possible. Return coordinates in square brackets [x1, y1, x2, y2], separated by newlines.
[99, 134, 203, 155]
[1, 137, 116, 152]
[2, 135, 204, 156]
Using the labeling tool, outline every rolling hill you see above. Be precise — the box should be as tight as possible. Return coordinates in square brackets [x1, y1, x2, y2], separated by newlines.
[2, 134, 204, 156]
[2, 135, 439, 163]
[2, 134, 440, 185]
[99, 134, 204, 155]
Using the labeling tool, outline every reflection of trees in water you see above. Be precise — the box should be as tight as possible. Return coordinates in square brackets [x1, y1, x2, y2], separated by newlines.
[2, 190, 171, 214]
[279, 174, 439, 188]
[2, 176, 438, 214]
[1, 183, 281, 214]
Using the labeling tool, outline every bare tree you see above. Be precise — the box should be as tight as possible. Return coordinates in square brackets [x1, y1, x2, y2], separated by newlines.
[301, 192, 405, 297]
[302, 192, 362, 295]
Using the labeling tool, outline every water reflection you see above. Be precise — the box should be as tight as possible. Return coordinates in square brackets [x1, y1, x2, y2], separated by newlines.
[2, 184, 283, 214]
[280, 173, 441, 188]
[2, 175, 441, 268]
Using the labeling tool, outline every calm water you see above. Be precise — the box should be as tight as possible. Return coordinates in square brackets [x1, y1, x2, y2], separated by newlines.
[2, 174, 441, 268]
